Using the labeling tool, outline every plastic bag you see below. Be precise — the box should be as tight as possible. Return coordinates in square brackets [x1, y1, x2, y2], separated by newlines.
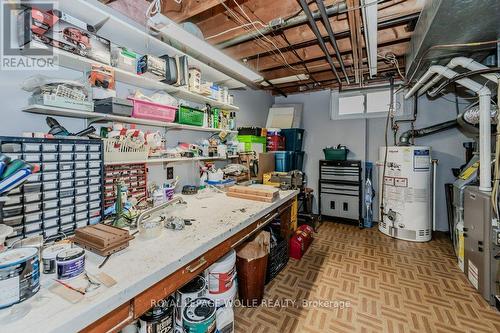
[236, 231, 270, 262]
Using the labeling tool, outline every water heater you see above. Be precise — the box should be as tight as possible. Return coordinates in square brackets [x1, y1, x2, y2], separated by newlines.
[378, 146, 432, 242]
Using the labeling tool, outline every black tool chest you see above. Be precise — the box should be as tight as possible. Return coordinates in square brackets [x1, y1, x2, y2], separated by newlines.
[319, 160, 363, 227]
[0, 136, 104, 245]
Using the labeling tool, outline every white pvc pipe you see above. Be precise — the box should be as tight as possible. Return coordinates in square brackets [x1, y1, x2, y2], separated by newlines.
[417, 57, 499, 96]
[406, 65, 492, 191]
[432, 159, 437, 231]
[478, 91, 492, 192]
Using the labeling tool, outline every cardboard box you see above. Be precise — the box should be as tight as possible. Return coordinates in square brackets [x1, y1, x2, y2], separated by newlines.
[137, 54, 167, 81]
[18, 7, 111, 65]
[258, 153, 275, 182]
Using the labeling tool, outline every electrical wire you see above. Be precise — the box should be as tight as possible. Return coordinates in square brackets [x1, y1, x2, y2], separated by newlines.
[492, 80, 500, 219]
[206, 21, 268, 40]
[378, 52, 405, 80]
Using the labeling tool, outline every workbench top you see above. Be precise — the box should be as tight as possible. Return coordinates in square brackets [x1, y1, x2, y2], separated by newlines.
[0, 189, 298, 333]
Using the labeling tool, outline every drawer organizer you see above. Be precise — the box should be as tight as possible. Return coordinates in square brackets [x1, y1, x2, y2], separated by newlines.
[104, 163, 147, 208]
[0, 136, 104, 242]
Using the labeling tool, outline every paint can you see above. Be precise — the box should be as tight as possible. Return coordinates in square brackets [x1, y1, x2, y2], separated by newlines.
[207, 281, 237, 309]
[139, 296, 175, 333]
[207, 249, 236, 295]
[56, 248, 85, 280]
[215, 306, 234, 333]
[182, 298, 216, 333]
[0, 247, 40, 308]
[175, 275, 207, 326]
[42, 243, 72, 274]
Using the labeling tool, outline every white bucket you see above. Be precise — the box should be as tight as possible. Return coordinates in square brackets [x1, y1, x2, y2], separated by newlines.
[207, 280, 237, 309]
[215, 306, 234, 333]
[208, 249, 236, 295]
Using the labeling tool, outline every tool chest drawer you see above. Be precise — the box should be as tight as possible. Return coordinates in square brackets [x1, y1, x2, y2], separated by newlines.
[319, 159, 362, 225]
[320, 193, 360, 221]
[0, 136, 104, 240]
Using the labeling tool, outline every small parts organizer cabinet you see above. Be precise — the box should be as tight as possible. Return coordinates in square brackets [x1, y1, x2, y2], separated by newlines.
[104, 163, 147, 208]
[0, 136, 104, 245]
[319, 160, 363, 227]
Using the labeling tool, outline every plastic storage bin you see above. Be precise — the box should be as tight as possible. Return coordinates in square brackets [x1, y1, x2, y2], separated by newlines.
[94, 97, 133, 116]
[237, 135, 267, 154]
[281, 128, 304, 151]
[323, 147, 349, 161]
[275, 151, 294, 172]
[128, 97, 177, 122]
[265, 226, 289, 284]
[176, 105, 204, 126]
[292, 151, 305, 171]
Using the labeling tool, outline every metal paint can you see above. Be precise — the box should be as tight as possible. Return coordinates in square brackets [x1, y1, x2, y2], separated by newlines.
[0, 247, 40, 308]
[182, 298, 216, 333]
[42, 243, 72, 274]
[175, 275, 207, 326]
[56, 248, 85, 280]
[139, 296, 175, 333]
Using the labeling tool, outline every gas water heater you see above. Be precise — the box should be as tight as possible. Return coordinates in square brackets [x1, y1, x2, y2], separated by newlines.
[379, 146, 432, 242]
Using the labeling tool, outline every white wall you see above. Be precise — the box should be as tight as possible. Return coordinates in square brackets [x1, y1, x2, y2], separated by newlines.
[275, 89, 472, 231]
[0, 69, 273, 191]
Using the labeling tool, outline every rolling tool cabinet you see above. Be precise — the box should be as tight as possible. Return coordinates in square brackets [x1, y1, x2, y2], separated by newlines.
[319, 160, 363, 227]
[0, 136, 104, 244]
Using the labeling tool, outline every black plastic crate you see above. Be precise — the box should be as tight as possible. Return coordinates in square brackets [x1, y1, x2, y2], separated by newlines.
[265, 226, 289, 284]
[238, 127, 264, 136]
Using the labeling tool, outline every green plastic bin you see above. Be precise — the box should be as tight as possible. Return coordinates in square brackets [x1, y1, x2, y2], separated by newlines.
[323, 147, 349, 161]
[176, 105, 204, 126]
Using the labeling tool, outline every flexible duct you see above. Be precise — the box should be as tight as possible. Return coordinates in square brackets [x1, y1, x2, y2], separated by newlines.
[398, 120, 458, 146]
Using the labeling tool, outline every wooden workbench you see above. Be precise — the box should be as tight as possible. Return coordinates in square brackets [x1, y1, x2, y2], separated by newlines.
[0, 189, 298, 333]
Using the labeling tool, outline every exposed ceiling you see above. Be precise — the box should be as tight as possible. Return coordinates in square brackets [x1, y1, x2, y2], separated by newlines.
[161, 0, 424, 95]
[106, 0, 425, 95]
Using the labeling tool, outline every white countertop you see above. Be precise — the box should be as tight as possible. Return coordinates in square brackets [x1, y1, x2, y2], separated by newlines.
[0, 189, 297, 333]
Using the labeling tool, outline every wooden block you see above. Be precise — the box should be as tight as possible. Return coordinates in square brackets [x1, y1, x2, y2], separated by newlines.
[226, 191, 276, 202]
[227, 185, 279, 198]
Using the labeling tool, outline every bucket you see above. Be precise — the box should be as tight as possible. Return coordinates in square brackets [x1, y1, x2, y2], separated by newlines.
[208, 249, 236, 295]
[175, 276, 207, 326]
[182, 298, 216, 333]
[56, 248, 85, 280]
[0, 247, 40, 308]
[139, 296, 175, 333]
[215, 306, 234, 333]
[42, 243, 72, 274]
[207, 281, 237, 309]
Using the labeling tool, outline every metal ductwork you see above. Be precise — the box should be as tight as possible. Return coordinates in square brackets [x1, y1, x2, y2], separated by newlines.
[398, 120, 458, 146]
[217, 1, 348, 49]
[406, 0, 500, 81]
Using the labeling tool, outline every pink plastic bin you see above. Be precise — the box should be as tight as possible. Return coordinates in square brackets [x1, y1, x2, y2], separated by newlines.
[128, 97, 177, 122]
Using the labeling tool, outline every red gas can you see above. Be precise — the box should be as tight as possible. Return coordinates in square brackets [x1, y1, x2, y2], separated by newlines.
[289, 225, 314, 260]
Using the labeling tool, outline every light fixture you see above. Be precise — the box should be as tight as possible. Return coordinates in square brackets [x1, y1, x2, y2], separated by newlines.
[148, 14, 263, 84]
[261, 74, 310, 86]
[361, 0, 378, 77]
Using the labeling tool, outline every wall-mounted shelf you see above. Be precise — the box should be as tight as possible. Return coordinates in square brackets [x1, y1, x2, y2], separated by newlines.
[104, 156, 228, 166]
[22, 105, 238, 134]
[48, 49, 239, 111]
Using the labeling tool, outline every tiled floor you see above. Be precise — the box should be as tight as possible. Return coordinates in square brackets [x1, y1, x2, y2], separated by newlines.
[234, 222, 500, 333]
